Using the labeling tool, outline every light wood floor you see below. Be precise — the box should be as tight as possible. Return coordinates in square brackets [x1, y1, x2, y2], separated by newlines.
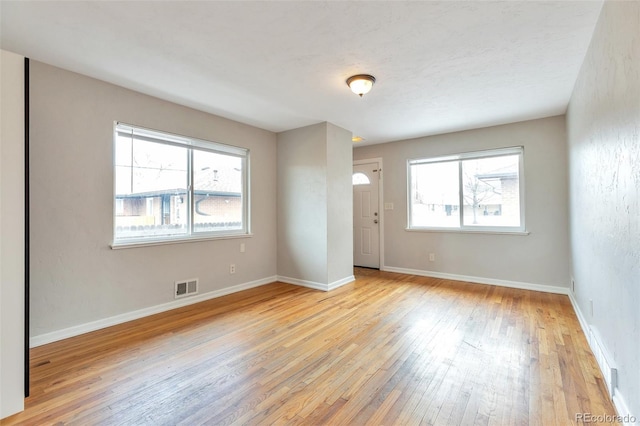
[3, 268, 617, 425]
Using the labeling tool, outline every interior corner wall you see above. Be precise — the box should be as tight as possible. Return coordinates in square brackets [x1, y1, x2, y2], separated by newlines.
[326, 123, 353, 284]
[0, 49, 26, 418]
[566, 0, 639, 418]
[353, 116, 571, 288]
[28, 61, 277, 339]
[276, 123, 329, 285]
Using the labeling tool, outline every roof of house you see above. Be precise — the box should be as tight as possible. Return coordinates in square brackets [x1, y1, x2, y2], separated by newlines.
[116, 163, 242, 197]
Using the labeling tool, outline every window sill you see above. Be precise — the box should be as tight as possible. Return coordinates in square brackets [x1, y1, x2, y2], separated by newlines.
[111, 232, 253, 250]
[405, 227, 529, 236]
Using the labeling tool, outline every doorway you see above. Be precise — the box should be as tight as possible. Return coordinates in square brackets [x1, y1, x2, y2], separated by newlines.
[353, 159, 382, 269]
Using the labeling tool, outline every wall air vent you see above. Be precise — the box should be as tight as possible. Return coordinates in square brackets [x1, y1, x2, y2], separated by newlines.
[175, 278, 198, 299]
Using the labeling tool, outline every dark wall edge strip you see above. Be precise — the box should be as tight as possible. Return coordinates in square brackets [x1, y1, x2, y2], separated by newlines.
[24, 56, 30, 398]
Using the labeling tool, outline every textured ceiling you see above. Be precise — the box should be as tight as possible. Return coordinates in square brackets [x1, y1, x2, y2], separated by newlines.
[1, 1, 603, 145]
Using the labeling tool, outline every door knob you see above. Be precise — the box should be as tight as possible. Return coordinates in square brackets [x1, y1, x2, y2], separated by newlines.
[374, 219, 378, 224]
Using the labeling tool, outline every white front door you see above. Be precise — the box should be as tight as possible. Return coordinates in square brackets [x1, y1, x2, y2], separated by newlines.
[353, 162, 380, 268]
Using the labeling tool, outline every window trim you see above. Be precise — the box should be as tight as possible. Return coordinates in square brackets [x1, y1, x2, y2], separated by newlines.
[111, 122, 250, 248]
[407, 146, 526, 234]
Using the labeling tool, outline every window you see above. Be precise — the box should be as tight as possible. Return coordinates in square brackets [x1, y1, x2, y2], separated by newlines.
[408, 147, 524, 232]
[113, 123, 249, 246]
[115, 198, 124, 215]
[352, 172, 371, 185]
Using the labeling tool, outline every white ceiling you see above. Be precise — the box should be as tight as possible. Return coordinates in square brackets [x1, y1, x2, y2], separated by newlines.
[1, 1, 603, 145]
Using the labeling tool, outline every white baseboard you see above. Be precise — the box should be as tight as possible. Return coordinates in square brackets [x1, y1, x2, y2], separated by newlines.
[589, 326, 618, 398]
[613, 391, 636, 425]
[381, 266, 569, 295]
[277, 275, 328, 291]
[328, 275, 355, 291]
[568, 292, 591, 339]
[32, 273, 357, 347]
[568, 293, 637, 425]
[277, 275, 355, 292]
[30, 275, 278, 348]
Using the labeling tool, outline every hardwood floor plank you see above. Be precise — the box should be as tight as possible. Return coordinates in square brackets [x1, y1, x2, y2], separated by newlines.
[2, 269, 619, 425]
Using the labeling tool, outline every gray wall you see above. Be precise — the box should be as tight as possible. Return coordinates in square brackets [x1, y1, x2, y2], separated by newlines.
[0, 49, 25, 418]
[277, 123, 329, 284]
[354, 116, 571, 288]
[277, 122, 353, 287]
[29, 61, 277, 337]
[326, 123, 353, 284]
[567, 0, 639, 417]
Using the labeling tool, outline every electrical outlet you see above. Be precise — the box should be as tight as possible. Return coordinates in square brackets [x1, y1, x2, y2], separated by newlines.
[571, 277, 575, 293]
[429, 253, 435, 262]
[230, 264, 236, 274]
[240, 243, 245, 253]
[589, 299, 594, 317]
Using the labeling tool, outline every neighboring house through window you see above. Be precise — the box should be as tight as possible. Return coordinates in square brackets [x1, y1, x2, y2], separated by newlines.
[113, 123, 249, 246]
[408, 146, 525, 232]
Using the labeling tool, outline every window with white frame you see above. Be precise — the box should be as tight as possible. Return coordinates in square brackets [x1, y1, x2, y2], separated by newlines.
[113, 123, 249, 245]
[408, 147, 524, 232]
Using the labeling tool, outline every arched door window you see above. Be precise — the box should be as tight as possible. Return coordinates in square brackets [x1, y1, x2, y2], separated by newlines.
[352, 172, 370, 185]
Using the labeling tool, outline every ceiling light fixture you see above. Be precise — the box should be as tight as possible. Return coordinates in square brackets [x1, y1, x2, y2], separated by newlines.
[346, 74, 376, 97]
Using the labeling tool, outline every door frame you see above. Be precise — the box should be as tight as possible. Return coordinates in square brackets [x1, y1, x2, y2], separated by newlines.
[353, 157, 384, 269]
